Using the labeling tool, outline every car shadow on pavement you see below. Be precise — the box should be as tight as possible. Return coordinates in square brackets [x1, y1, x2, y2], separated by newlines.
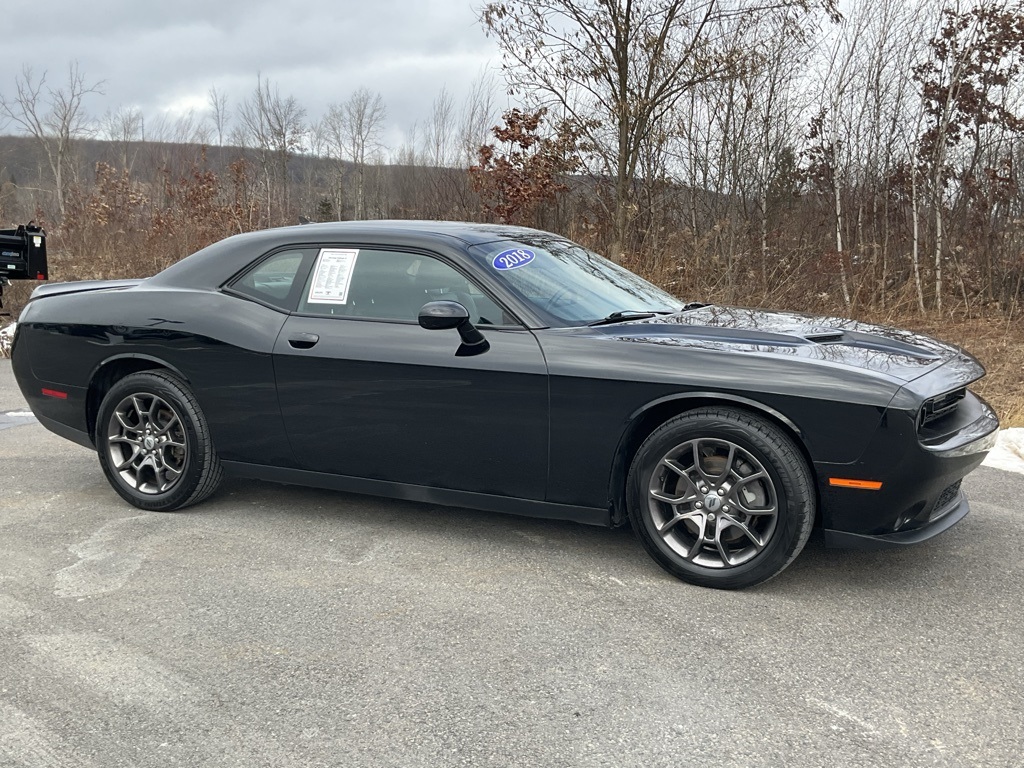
[198, 477, 975, 594]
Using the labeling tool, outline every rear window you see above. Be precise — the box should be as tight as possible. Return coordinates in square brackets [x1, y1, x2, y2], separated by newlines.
[229, 249, 317, 310]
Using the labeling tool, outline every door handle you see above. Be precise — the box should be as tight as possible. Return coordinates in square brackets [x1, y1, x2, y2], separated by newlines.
[288, 332, 320, 349]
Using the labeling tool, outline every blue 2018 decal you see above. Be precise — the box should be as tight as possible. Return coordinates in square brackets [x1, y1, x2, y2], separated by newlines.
[492, 248, 535, 271]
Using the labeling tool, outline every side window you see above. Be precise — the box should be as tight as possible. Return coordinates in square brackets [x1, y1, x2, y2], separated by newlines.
[299, 248, 516, 326]
[228, 249, 316, 310]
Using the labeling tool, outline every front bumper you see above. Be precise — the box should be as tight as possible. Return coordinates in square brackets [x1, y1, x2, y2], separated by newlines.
[818, 390, 997, 549]
[824, 489, 970, 549]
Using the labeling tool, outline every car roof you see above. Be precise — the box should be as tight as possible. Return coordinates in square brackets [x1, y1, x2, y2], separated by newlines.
[291, 220, 556, 244]
[147, 220, 568, 289]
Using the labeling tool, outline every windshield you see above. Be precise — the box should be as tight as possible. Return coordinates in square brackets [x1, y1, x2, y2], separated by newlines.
[468, 239, 684, 326]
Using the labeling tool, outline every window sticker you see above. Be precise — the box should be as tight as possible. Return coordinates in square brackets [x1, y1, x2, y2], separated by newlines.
[308, 249, 359, 304]
[492, 247, 535, 271]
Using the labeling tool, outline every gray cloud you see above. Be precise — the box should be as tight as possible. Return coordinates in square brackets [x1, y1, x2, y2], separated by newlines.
[3, 0, 503, 151]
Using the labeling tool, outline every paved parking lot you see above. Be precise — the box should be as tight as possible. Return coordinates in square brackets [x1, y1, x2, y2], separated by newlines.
[1, 359, 1022, 767]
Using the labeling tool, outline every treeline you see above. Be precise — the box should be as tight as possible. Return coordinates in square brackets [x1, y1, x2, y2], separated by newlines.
[3, 0, 1024, 321]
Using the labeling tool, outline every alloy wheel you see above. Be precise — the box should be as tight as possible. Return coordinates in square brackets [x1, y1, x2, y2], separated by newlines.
[646, 437, 778, 568]
[105, 392, 188, 495]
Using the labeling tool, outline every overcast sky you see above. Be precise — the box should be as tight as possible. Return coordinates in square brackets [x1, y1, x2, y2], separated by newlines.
[2, 0, 504, 152]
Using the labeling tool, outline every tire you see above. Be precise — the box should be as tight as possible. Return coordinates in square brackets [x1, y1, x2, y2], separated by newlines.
[626, 407, 814, 589]
[96, 370, 223, 511]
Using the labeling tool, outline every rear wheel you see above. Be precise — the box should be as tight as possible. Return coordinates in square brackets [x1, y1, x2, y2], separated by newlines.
[96, 371, 223, 511]
[627, 407, 814, 589]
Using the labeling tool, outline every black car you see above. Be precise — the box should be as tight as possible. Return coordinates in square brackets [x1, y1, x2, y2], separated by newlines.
[11, 221, 998, 588]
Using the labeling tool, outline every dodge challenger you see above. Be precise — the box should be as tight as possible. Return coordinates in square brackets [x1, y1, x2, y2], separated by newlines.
[11, 221, 998, 588]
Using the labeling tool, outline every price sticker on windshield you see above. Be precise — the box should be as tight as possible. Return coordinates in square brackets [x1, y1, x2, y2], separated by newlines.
[492, 248, 535, 271]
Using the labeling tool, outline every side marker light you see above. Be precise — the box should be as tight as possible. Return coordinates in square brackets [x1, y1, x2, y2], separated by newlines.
[829, 478, 883, 490]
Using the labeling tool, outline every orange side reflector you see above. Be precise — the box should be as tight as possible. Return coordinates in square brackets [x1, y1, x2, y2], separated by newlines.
[829, 478, 883, 490]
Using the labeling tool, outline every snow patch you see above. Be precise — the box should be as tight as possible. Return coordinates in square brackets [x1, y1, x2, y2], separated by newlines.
[0, 322, 14, 358]
[982, 428, 1024, 475]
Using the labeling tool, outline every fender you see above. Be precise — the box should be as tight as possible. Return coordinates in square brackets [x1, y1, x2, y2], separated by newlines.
[606, 391, 808, 526]
[88, 352, 191, 386]
[85, 353, 192, 441]
[627, 391, 804, 438]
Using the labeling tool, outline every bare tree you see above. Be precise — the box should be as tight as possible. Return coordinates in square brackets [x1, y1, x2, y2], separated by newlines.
[422, 87, 457, 167]
[481, 0, 837, 262]
[914, 2, 1024, 310]
[458, 72, 500, 167]
[0, 63, 103, 217]
[237, 75, 307, 222]
[207, 86, 230, 147]
[676, 12, 810, 300]
[100, 105, 145, 172]
[324, 87, 387, 219]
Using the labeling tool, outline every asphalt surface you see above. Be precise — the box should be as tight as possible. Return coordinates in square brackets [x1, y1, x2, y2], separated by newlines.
[1, 359, 1022, 768]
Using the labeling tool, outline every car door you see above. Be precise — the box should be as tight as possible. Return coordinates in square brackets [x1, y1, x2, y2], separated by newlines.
[272, 246, 549, 500]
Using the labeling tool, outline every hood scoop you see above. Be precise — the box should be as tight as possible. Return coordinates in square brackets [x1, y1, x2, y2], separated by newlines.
[799, 328, 845, 343]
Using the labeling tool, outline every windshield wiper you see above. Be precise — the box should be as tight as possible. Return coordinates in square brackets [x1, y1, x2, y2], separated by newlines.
[587, 310, 671, 327]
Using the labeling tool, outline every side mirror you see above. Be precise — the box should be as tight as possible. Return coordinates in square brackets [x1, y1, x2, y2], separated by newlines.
[418, 301, 489, 354]
[418, 300, 468, 331]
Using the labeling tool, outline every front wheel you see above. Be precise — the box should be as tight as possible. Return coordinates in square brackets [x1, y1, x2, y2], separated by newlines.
[96, 371, 223, 511]
[626, 407, 814, 589]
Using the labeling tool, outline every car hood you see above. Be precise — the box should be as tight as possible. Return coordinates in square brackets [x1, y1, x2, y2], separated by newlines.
[591, 305, 975, 385]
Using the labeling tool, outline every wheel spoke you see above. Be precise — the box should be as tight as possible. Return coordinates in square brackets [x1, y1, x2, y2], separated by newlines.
[153, 465, 175, 493]
[661, 457, 690, 477]
[114, 410, 137, 431]
[715, 526, 733, 565]
[734, 470, 767, 486]
[155, 414, 181, 437]
[730, 487, 777, 516]
[736, 500, 777, 516]
[720, 443, 737, 479]
[651, 460, 699, 505]
[658, 510, 702, 536]
[728, 472, 776, 515]
[720, 514, 766, 550]
[650, 488, 689, 505]
[684, 515, 710, 561]
[130, 396, 147, 424]
[659, 511, 707, 561]
[691, 441, 712, 483]
[650, 473, 698, 505]
[115, 447, 142, 471]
